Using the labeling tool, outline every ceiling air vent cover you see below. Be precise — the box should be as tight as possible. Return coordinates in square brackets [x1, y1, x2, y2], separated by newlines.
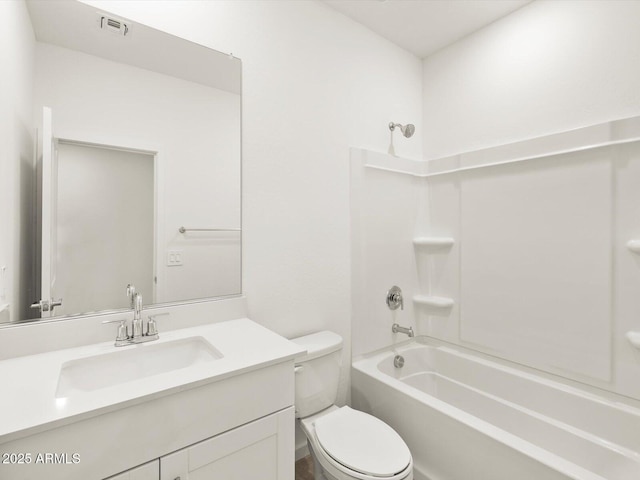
[97, 14, 129, 36]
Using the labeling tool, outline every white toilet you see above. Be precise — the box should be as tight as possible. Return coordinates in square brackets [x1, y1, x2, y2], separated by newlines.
[291, 331, 413, 480]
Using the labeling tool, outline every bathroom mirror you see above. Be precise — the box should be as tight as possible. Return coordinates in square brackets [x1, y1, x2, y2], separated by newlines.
[0, 0, 241, 325]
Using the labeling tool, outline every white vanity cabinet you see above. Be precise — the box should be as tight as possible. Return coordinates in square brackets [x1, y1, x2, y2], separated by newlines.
[0, 319, 303, 480]
[107, 407, 293, 480]
[160, 407, 294, 480]
[106, 460, 159, 480]
[0, 362, 296, 480]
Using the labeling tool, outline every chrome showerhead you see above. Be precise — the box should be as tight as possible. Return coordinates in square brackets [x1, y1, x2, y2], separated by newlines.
[389, 122, 415, 138]
[388, 121, 415, 156]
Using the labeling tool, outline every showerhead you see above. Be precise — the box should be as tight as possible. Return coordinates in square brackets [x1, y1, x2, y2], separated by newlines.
[401, 124, 415, 138]
[389, 122, 415, 138]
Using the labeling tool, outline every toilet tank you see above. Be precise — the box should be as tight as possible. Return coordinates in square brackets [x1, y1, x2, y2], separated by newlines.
[290, 331, 343, 418]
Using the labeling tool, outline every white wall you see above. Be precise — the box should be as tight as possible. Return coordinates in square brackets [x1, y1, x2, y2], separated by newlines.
[82, 0, 423, 406]
[0, 0, 36, 323]
[422, 0, 640, 159]
[34, 42, 241, 306]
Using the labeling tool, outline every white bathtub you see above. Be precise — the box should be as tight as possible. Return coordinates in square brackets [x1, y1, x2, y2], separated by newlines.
[351, 339, 640, 480]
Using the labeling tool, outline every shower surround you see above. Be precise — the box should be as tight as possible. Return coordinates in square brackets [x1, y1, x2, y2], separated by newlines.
[350, 115, 640, 479]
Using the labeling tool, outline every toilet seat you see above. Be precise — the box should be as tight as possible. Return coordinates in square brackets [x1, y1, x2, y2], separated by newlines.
[311, 406, 412, 478]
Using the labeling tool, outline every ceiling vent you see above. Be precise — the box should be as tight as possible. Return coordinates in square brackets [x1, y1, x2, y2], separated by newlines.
[98, 14, 129, 36]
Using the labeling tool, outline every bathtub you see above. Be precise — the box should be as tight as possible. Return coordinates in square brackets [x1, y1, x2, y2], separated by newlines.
[351, 339, 640, 480]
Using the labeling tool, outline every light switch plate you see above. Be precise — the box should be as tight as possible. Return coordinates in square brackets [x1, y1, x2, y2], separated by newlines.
[166, 250, 183, 266]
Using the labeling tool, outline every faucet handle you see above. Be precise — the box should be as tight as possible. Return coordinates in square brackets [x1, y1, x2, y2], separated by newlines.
[386, 286, 404, 311]
[102, 318, 129, 342]
[146, 312, 169, 336]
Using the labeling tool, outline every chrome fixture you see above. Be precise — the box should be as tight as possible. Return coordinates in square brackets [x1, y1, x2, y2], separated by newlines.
[103, 285, 166, 347]
[130, 288, 144, 340]
[389, 122, 415, 138]
[394, 355, 405, 368]
[30, 298, 63, 313]
[388, 122, 415, 155]
[392, 323, 415, 338]
[126, 283, 136, 308]
[146, 312, 170, 337]
[386, 285, 404, 310]
[103, 317, 129, 347]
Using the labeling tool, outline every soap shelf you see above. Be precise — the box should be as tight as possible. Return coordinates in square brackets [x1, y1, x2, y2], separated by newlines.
[627, 240, 640, 254]
[627, 331, 640, 350]
[413, 295, 454, 308]
[413, 237, 455, 248]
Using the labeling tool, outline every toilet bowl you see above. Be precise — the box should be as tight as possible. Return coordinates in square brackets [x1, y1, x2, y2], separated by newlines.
[291, 331, 413, 480]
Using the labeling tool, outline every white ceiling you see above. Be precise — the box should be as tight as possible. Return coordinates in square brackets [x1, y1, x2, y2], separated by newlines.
[322, 0, 532, 58]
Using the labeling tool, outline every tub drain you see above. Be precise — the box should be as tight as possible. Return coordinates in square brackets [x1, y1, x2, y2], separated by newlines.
[393, 355, 405, 368]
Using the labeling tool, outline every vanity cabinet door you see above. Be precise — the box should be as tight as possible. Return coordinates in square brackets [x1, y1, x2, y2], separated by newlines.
[105, 460, 159, 480]
[160, 407, 294, 480]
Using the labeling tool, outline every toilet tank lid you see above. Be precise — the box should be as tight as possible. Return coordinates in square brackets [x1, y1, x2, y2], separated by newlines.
[290, 331, 343, 362]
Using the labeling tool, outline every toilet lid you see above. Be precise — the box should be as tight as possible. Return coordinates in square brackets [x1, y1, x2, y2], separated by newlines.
[314, 407, 411, 477]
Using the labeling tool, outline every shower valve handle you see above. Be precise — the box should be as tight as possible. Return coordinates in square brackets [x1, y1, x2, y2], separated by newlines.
[386, 286, 404, 310]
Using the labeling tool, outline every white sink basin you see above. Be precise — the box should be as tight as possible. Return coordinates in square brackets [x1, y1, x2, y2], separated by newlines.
[55, 336, 222, 398]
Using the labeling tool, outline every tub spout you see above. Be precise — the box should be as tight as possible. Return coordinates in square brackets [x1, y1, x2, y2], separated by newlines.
[392, 323, 414, 337]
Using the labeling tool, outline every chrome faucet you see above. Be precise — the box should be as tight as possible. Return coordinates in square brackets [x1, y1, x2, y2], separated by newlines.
[392, 323, 415, 338]
[131, 290, 144, 339]
[387, 286, 414, 337]
[103, 284, 166, 347]
[126, 283, 136, 308]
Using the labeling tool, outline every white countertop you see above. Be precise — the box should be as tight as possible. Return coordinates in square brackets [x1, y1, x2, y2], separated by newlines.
[0, 318, 305, 444]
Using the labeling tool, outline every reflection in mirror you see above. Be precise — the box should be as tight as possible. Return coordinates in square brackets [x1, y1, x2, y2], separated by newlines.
[55, 141, 155, 316]
[0, 0, 241, 326]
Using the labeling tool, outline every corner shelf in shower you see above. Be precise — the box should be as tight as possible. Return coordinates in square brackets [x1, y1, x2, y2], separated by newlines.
[413, 295, 454, 309]
[626, 240, 640, 254]
[413, 237, 455, 248]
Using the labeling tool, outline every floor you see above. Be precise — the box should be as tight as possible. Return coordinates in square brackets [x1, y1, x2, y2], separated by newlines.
[295, 455, 314, 480]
